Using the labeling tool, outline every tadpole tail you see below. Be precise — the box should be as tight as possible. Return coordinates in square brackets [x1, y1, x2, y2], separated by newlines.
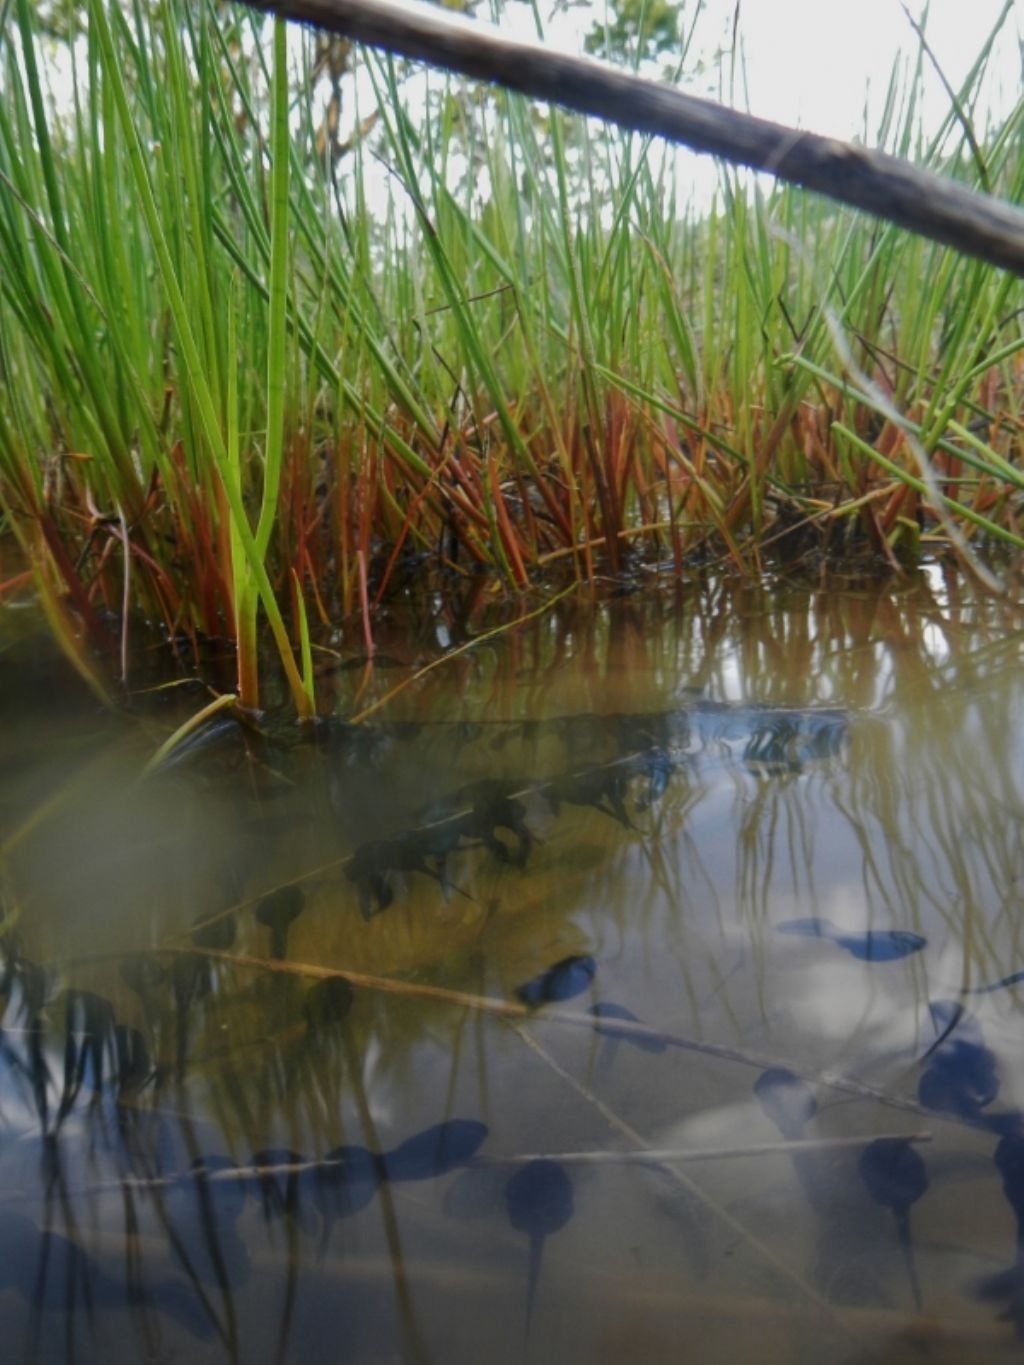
[920, 1003, 964, 1062]
[523, 1232, 545, 1345]
[896, 1210, 922, 1310]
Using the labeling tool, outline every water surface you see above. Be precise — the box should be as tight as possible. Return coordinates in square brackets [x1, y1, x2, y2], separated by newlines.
[2, 571, 1024, 1363]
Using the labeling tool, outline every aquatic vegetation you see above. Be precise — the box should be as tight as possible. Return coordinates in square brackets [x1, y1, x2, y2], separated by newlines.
[858, 1138, 929, 1309]
[516, 955, 597, 1007]
[119, 953, 165, 1011]
[777, 918, 926, 962]
[190, 909, 237, 952]
[56, 988, 117, 1121]
[255, 885, 305, 959]
[0, 1208, 214, 1340]
[2, 0, 1022, 712]
[302, 977, 355, 1032]
[249, 1148, 317, 1235]
[167, 1154, 251, 1288]
[112, 1024, 154, 1094]
[752, 1068, 817, 1141]
[504, 1159, 574, 1336]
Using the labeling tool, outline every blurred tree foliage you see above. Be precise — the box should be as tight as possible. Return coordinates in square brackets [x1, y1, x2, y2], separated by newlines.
[583, 0, 683, 67]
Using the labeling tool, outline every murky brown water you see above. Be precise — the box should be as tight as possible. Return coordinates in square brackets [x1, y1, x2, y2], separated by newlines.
[2, 570, 1024, 1364]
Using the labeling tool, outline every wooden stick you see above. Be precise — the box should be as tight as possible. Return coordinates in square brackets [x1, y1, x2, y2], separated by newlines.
[21, 1129, 929, 1201]
[157, 944, 940, 1123]
[241, 0, 1024, 275]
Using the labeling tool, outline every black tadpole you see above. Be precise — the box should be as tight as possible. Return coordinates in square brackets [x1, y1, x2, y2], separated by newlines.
[858, 1138, 928, 1309]
[255, 885, 305, 960]
[504, 1159, 573, 1339]
[777, 917, 926, 961]
[589, 1002, 667, 1072]
[382, 1119, 488, 1182]
[515, 955, 596, 1007]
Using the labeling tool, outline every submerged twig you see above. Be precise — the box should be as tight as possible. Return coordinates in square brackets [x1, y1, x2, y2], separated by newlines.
[146, 945, 936, 1124]
[505, 1020, 861, 1341]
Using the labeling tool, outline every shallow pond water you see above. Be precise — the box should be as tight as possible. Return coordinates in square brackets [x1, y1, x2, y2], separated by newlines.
[2, 570, 1024, 1363]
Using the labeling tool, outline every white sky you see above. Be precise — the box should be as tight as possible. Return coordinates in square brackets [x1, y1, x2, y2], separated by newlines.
[330, 0, 1022, 217]
[506, 0, 1022, 137]
[36, 0, 1023, 215]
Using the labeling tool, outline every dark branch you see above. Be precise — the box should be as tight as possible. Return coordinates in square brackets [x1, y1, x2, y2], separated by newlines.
[242, 0, 1024, 277]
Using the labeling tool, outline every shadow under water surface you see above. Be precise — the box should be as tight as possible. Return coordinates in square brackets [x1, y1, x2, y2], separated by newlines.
[2, 572, 1024, 1363]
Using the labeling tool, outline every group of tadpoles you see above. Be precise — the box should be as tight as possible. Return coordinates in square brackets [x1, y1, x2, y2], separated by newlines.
[7, 705, 1024, 1345]
[9, 898, 1024, 1350]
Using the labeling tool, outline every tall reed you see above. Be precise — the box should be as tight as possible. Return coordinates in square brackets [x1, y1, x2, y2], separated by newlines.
[0, 0, 1021, 712]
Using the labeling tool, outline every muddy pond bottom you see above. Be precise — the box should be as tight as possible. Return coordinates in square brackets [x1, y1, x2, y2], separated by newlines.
[2, 574, 1024, 1364]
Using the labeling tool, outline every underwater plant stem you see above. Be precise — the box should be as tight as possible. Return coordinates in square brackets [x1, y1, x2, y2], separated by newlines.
[506, 1021, 862, 1342]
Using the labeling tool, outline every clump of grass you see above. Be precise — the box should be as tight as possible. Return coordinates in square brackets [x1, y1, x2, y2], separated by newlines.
[0, 0, 1021, 714]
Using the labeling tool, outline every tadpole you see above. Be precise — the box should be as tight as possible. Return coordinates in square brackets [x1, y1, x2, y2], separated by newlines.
[255, 885, 305, 960]
[777, 918, 926, 962]
[589, 1002, 667, 1069]
[313, 1144, 382, 1232]
[382, 1119, 488, 1181]
[504, 1159, 574, 1337]
[248, 1148, 316, 1236]
[858, 1138, 928, 1308]
[917, 1001, 1000, 1124]
[516, 955, 596, 1007]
